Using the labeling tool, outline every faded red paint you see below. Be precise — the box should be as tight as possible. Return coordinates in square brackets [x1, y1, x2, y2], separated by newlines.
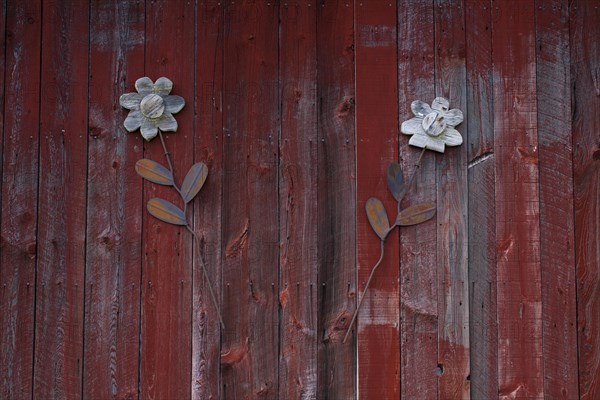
[0, 1, 596, 399]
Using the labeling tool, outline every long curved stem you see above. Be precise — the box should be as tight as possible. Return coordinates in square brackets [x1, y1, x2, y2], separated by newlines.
[403, 147, 427, 203]
[187, 225, 225, 329]
[158, 132, 185, 213]
[343, 240, 386, 344]
[157, 131, 224, 329]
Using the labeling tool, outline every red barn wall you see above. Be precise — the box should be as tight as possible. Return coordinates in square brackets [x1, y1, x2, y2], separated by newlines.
[0, 1, 598, 399]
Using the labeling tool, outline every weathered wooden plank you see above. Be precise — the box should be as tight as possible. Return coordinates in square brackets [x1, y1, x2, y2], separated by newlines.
[536, 1, 579, 398]
[192, 2, 224, 399]
[354, 2, 400, 398]
[83, 1, 144, 398]
[398, 1, 438, 398]
[434, 1, 470, 399]
[278, 2, 318, 399]
[492, 1, 544, 398]
[316, 1, 356, 398]
[571, 1, 600, 399]
[0, 1, 41, 398]
[220, 2, 279, 398]
[140, 1, 195, 398]
[33, 0, 89, 397]
[465, 2, 497, 398]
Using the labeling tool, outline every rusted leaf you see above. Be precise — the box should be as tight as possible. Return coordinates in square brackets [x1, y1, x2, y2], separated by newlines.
[387, 162, 405, 202]
[396, 202, 436, 226]
[365, 197, 390, 240]
[147, 198, 187, 226]
[135, 159, 173, 186]
[180, 162, 208, 203]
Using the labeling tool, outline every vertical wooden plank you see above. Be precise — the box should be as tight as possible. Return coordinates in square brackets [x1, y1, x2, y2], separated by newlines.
[279, 2, 318, 399]
[192, 2, 223, 399]
[83, 1, 144, 398]
[354, 2, 400, 398]
[536, 1, 579, 398]
[571, 1, 600, 399]
[34, 0, 89, 397]
[221, 2, 279, 398]
[0, 0, 41, 398]
[316, 1, 356, 398]
[398, 1, 438, 398]
[492, 1, 544, 398]
[465, 0, 498, 398]
[434, 1, 470, 399]
[140, 1, 194, 398]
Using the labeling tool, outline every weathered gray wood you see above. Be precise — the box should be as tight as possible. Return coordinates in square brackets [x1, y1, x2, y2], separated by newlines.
[465, 1, 498, 398]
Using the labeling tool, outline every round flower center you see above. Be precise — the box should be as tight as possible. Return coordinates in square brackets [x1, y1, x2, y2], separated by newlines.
[140, 94, 165, 119]
[422, 111, 447, 137]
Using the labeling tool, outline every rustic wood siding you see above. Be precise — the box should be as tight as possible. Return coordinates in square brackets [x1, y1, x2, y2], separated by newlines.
[1, 1, 598, 399]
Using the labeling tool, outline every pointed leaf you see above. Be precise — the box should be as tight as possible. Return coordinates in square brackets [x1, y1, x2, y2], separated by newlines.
[387, 162, 405, 202]
[365, 197, 390, 240]
[147, 198, 187, 226]
[135, 159, 173, 186]
[396, 202, 436, 226]
[180, 162, 208, 203]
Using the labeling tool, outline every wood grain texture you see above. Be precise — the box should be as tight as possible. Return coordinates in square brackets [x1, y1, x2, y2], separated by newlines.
[434, 1, 470, 399]
[220, 2, 279, 398]
[398, 1, 438, 398]
[465, 1, 498, 398]
[140, 1, 194, 398]
[83, 1, 144, 398]
[355, 2, 400, 398]
[279, 2, 318, 399]
[493, 1, 544, 398]
[34, 0, 89, 397]
[316, 1, 356, 398]
[571, 1, 600, 399]
[192, 2, 224, 399]
[0, 1, 41, 398]
[536, 1, 579, 398]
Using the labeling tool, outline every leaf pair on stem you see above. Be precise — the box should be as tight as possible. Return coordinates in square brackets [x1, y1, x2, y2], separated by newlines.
[136, 132, 224, 329]
[343, 148, 435, 343]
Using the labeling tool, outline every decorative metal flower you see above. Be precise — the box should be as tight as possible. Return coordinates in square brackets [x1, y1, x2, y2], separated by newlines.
[400, 97, 463, 153]
[119, 77, 185, 141]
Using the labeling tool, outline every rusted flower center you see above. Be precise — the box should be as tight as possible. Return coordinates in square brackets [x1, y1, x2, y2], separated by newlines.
[422, 111, 447, 137]
[140, 94, 165, 119]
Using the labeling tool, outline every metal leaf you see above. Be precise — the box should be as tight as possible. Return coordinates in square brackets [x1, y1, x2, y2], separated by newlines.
[135, 159, 173, 186]
[396, 202, 436, 226]
[147, 198, 187, 226]
[180, 162, 208, 203]
[365, 197, 390, 240]
[387, 162, 405, 202]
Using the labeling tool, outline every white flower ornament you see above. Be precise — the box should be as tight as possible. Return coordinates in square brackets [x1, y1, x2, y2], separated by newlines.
[119, 77, 185, 141]
[401, 97, 463, 153]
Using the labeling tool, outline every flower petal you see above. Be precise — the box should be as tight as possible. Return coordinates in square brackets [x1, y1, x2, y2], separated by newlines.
[442, 127, 463, 146]
[123, 110, 143, 132]
[409, 134, 445, 153]
[444, 108, 463, 127]
[411, 100, 433, 118]
[154, 77, 173, 95]
[135, 77, 154, 95]
[401, 117, 424, 135]
[157, 113, 178, 132]
[163, 95, 185, 114]
[431, 97, 450, 112]
[119, 93, 142, 110]
[140, 118, 159, 141]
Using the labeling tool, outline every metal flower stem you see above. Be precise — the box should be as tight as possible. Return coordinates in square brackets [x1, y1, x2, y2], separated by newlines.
[157, 131, 225, 329]
[343, 146, 427, 344]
